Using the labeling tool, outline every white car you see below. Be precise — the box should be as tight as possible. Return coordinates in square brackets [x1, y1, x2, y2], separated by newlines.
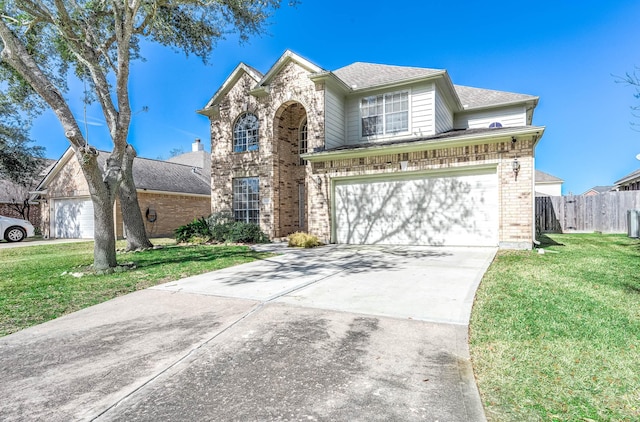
[0, 215, 35, 242]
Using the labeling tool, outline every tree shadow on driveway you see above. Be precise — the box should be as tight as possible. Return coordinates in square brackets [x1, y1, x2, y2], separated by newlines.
[217, 245, 454, 286]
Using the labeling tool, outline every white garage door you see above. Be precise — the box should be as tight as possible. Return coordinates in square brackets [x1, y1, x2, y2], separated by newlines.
[333, 169, 498, 246]
[53, 198, 95, 239]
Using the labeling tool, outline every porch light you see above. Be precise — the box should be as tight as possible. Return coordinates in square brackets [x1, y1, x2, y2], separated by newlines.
[512, 158, 521, 181]
[315, 175, 322, 186]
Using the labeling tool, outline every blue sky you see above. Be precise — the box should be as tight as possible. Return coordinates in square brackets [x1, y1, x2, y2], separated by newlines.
[30, 0, 640, 195]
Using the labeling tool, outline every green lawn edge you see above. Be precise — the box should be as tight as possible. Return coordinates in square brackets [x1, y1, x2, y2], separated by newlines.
[470, 233, 640, 421]
[0, 240, 273, 337]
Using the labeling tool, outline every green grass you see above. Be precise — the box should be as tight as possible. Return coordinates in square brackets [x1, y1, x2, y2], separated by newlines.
[0, 239, 272, 336]
[470, 233, 640, 421]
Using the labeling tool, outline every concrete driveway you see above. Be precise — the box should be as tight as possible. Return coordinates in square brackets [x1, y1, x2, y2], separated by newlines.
[0, 244, 496, 421]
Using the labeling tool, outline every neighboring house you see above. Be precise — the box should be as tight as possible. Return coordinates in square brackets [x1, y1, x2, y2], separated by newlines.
[534, 170, 563, 197]
[198, 50, 545, 249]
[614, 169, 640, 191]
[0, 159, 55, 228]
[582, 186, 614, 196]
[34, 141, 211, 239]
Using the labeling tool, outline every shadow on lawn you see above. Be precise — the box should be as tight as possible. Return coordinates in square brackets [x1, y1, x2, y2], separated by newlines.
[537, 234, 565, 247]
[122, 245, 267, 269]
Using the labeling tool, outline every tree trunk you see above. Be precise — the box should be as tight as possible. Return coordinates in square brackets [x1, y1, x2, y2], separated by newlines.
[77, 147, 119, 270]
[119, 144, 153, 251]
[91, 188, 118, 270]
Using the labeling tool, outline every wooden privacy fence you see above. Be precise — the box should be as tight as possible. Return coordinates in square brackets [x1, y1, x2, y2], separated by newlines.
[535, 191, 640, 234]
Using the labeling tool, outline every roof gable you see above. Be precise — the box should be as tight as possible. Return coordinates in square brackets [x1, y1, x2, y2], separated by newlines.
[199, 62, 263, 113]
[252, 50, 323, 92]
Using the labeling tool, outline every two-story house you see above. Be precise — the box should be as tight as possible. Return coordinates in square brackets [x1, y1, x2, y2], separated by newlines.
[199, 51, 545, 249]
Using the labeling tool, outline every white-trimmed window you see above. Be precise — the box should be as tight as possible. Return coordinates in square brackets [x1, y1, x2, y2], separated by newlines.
[361, 91, 409, 137]
[233, 177, 259, 224]
[233, 112, 259, 152]
[299, 118, 308, 165]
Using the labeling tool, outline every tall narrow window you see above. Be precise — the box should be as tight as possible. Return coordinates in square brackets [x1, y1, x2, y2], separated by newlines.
[299, 118, 308, 165]
[233, 112, 259, 152]
[361, 91, 408, 137]
[233, 177, 259, 224]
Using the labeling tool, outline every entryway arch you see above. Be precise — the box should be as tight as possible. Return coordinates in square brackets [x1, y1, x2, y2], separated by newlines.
[273, 101, 308, 238]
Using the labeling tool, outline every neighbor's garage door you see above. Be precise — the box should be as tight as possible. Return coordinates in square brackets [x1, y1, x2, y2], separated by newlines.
[333, 168, 498, 246]
[53, 198, 95, 239]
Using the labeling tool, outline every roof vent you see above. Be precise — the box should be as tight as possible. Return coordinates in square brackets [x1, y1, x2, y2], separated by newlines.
[489, 122, 503, 128]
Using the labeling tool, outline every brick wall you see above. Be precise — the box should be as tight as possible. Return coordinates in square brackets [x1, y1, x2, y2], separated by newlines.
[209, 60, 325, 239]
[206, 57, 536, 249]
[308, 137, 536, 248]
[41, 152, 212, 239]
[0, 203, 43, 231]
[115, 192, 211, 238]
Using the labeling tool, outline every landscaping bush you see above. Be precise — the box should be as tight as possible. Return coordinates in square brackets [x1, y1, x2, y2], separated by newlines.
[224, 222, 269, 244]
[175, 213, 270, 244]
[288, 232, 321, 248]
[174, 217, 211, 243]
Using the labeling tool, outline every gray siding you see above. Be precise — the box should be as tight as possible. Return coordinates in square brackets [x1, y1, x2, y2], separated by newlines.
[411, 83, 435, 137]
[434, 88, 453, 134]
[453, 105, 526, 129]
[343, 82, 436, 145]
[345, 96, 360, 143]
[324, 86, 345, 149]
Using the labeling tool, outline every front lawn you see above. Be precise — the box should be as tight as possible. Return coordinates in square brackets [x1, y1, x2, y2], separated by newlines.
[0, 240, 271, 336]
[470, 233, 640, 421]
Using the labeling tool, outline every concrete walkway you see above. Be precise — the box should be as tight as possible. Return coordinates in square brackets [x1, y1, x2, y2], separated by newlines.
[0, 244, 496, 421]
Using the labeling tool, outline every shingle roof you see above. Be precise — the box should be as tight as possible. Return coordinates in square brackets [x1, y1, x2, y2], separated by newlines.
[583, 185, 615, 194]
[331, 62, 537, 110]
[332, 62, 444, 90]
[96, 152, 210, 196]
[535, 170, 563, 183]
[615, 168, 640, 185]
[455, 85, 538, 109]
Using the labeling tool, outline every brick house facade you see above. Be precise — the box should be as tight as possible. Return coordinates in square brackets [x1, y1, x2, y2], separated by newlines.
[200, 51, 545, 249]
[35, 146, 211, 239]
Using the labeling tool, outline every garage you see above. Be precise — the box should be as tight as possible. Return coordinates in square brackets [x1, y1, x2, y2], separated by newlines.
[333, 168, 498, 246]
[52, 198, 94, 239]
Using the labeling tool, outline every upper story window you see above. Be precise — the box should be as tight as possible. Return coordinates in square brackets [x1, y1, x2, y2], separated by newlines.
[361, 91, 409, 137]
[233, 112, 259, 152]
[299, 118, 308, 165]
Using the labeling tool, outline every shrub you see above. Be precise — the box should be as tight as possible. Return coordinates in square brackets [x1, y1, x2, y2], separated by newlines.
[224, 222, 269, 244]
[175, 213, 270, 244]
[174, 217, 211, 243]
[288, 232, 321, 248]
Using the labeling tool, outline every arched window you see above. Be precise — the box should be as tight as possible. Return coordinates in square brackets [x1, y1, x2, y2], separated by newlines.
[299, 118, 308, 165]
[233, 112, 259, 152]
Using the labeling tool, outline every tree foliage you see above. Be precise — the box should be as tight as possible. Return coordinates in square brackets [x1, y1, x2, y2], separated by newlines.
[0, 95, 45, 186]
[0, 0, 289, 269]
